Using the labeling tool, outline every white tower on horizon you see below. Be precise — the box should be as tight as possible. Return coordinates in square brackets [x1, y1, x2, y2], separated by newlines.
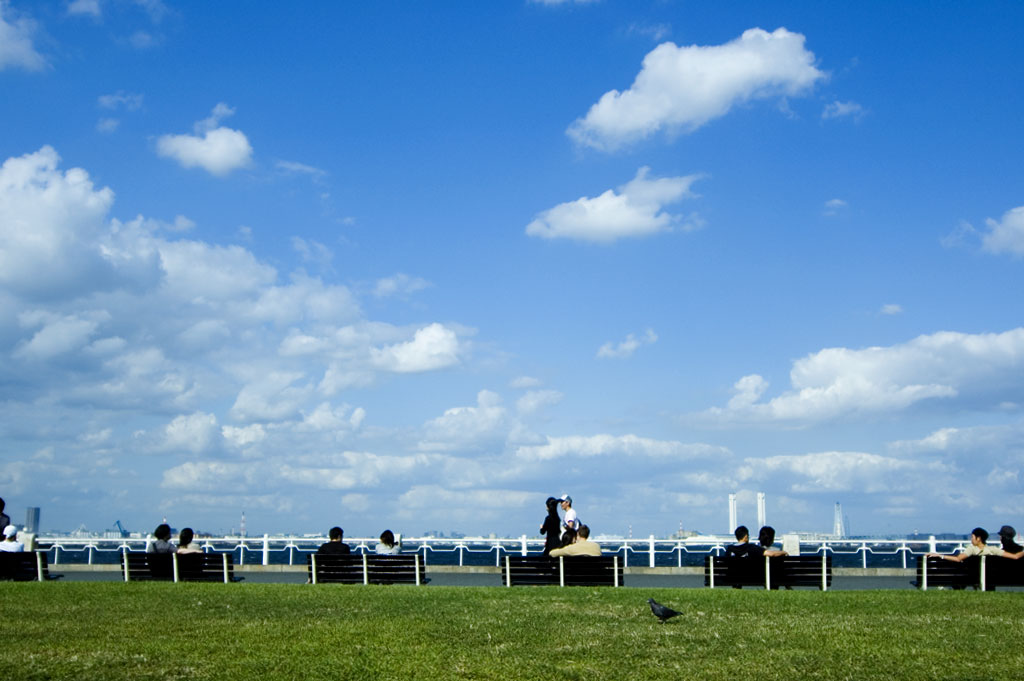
[728, 493, 737, 533]
[241, 510, 247, 538]
[833, 502, 845, 538]
[757, 492, 766, 529]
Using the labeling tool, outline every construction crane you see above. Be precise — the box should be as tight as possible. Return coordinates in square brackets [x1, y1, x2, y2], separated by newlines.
[114, 520, 129, 538]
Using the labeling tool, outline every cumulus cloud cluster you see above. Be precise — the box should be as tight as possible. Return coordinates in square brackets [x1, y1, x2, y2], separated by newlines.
[526, 167, 702, 242]
[568, 28, 825, 150]
[156, 103, 253, 176]
[702, 328, 1024, 424]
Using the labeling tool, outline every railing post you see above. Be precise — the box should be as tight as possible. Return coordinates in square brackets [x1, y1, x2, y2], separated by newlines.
[172, 553, 180, 583]
[765, 555, 771, 590]
[901, 543, 907, 569]
[649, 535, 655, 568]
[311, 554, 318, 585]
[88, 544, 94, 565]
[678, 541, 683, 568]
[263, 534, 270, 566]
[239, 541, 245, 565]
[505, 556, 511, 587]
[821, 554, 828, 592]
[459, 544, 464, 567]
[223, 553, 229, 583]
[980, 555, 987, 592]
[36, 551, 44, 582]
[53, 545, 59, 565]
[289, 544, 294, 566]
[614, 556, 620, 587]
[414, 554, 421, 586]
[558, 556, 565, 587]
[521, 535, 527, 556]
[709, 556, 715, 589]
[862, 543, 867, 569]
[928, 535, 937, 554]
[362, 553, 369, 585]
[922, 556, 928, 591]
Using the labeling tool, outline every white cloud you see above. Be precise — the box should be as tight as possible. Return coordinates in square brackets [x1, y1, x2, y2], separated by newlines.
[740, 451, 951, 494]
[374, 273, 431, 298]
[222, 423, 266, 448]
[129, 30, 157, 49]
[0, 2, 45, 71]
[568, 28, 825, 150]
[163, 411, 219, 454]
[823, 198, 847, 216]
[981, 206, 1024, 256]
[881, 304, 903, 316]
[597, 328, 657, 359]
[516, 389, 563, 416]
[96, 118, 120, 134]
[291, 236, 333, 268]
[701, 328, 1024, 423]
[510, 376, 542, 389]
[370, 323, 461, 373]
[0, 147, 164, 300]
[822, 100, 866, 120]
[420, 390, 507, 451]
[68, 0, 101, 18]
[276, 160, 327, 179]
[98, 92, 144, 111]
[230, 371, 311, 423]
[526, 167, 702, 243]
[156, 104, 253, 176]
[15, 310, 107, 360]
[515, 434, 728, 461]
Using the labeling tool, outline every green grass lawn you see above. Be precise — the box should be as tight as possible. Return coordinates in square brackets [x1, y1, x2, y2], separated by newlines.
[2, 582, 1023, 680]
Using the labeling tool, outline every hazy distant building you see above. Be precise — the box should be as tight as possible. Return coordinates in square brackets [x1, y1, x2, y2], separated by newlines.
[25, 507, 40, 533]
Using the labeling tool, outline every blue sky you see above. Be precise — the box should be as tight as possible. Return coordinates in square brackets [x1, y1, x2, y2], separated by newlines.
[2, 0, 1023, 538]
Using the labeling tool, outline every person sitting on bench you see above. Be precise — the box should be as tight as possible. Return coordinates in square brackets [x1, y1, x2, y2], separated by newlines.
[726, 526, 765, 558]
[375, 529, 400, 555]
[997, 525, 1024, 559]
[177, 527, 202, 554]
[757, 526, 788, 557]
[0, 524, 23, 552]
[318, 526, 351, 555]
[550, 524, 601, 557]
[927, 527, 1002, 562]
[147, 524, 177, 553]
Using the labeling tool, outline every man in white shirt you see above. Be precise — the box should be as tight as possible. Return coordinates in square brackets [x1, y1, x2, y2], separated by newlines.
[0, 524, 24, 552]
[559, 494, 578, 538]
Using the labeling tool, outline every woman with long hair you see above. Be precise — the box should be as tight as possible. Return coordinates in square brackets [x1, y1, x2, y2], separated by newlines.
[375, 529, 400, 554]
[540, 497, 561, 556]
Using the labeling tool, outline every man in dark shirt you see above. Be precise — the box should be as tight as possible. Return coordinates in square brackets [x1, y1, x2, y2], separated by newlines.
[725, 525, 765, 558]
[318, 526, 351, 554]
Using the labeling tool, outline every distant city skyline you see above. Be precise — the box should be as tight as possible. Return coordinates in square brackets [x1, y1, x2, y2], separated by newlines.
[1, 2, 1023, 538]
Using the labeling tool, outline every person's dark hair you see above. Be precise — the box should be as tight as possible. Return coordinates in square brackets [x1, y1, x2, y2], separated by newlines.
[0, 497, 5, 511]
[546, 497, 559, 515]
[998, 526, 1022, 552]
[560, 527, 577, 548]
[734, 525, 749, 542]
[758, 526, 776, 548]
[178, 527, 194, 548]
[153, 523, 172, 541]
[971, 527, 989, 543]
[329, 526, 344, 541]
[380, 529, 395, 548]
[578, 525, 590, 540]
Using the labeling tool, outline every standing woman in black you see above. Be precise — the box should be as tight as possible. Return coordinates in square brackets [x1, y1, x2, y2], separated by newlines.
[540, 496, 561, 556]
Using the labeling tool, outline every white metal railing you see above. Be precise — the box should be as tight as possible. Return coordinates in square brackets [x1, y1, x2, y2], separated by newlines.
[31, 534, 978, 569]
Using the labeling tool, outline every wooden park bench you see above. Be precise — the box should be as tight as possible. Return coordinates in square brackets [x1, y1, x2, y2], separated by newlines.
[502, 555, 622, 587]
[704, 555, 832, 590]
[0, 551, 61, 582]
[120, 552, 240, 582]
[915, 555, 1024, 590]
[307, 553, 426, 585]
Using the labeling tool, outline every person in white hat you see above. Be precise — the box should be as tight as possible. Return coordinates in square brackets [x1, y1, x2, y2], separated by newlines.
[0, 524, 23, 552]
[558, 494, 578, 539]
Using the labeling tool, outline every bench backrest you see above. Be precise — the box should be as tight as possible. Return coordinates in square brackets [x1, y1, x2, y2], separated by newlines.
[503, 555, 621, 587]
[0, 551, 50, 582]
[705, 555, 831, 590]
[307, 553, 423, 585]
[120, 552, 236, 582]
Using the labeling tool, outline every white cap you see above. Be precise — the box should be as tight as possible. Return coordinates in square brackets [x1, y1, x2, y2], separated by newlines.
[3, 524, 17, 539]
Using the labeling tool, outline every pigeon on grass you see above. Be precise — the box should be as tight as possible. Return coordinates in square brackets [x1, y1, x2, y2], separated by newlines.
[647, 598, 680, 623]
